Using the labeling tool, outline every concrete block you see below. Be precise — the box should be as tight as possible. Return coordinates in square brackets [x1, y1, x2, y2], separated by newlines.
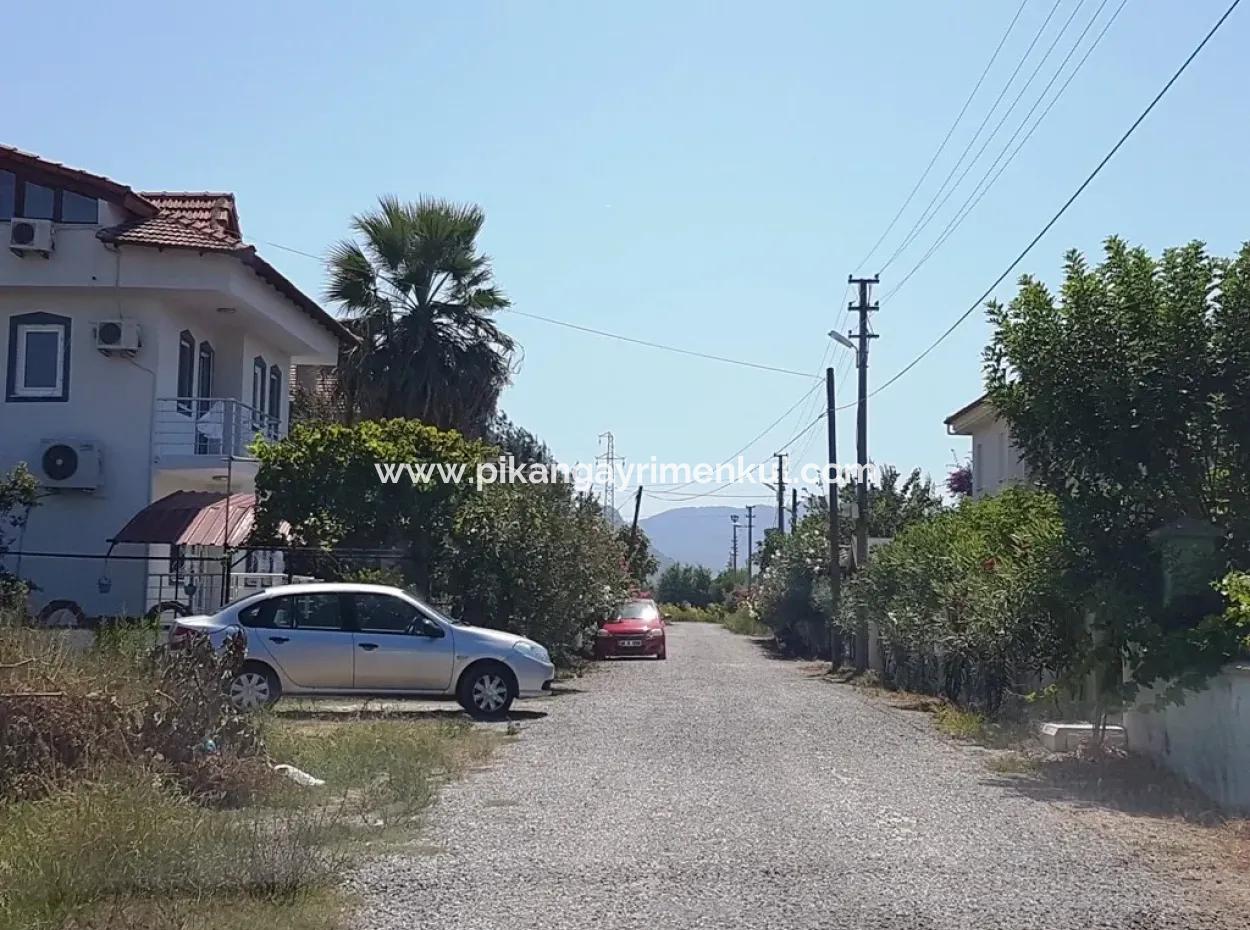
[1038, 722, 1126, 752]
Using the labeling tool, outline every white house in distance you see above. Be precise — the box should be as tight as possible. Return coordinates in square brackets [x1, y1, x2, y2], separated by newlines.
[0, 144, 349, 624]
[943, 392, 1029, 497]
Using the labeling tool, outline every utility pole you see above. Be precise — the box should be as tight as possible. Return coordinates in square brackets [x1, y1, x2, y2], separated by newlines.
[744, 505, 755, 587]
[826, 366, 841, 669]
[775, 452, 787, 534]
[848, 275, 879, 673]
[627, 484, 643, 554]
[730, 514, 740, 573]
[791, 488, 798, 533]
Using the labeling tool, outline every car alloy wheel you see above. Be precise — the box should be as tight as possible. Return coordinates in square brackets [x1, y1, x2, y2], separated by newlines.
[471, 673, 508, 713]
[229, 671, 271, 710]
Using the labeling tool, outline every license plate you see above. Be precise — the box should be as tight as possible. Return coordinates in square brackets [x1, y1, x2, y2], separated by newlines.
[618, 639, 642, 647]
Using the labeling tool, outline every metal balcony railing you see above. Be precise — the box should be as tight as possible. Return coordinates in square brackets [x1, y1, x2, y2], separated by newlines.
[154, 397, 284, 460]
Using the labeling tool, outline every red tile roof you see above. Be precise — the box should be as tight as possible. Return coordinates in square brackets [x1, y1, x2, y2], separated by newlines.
[141, 192, 242, 239]
[3, 143, 351, 345]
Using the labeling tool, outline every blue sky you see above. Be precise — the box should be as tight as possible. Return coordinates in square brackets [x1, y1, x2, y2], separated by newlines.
[8, 0, 1247, 517]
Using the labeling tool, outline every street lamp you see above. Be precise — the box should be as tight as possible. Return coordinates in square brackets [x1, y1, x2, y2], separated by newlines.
[828, 329, 856, 351]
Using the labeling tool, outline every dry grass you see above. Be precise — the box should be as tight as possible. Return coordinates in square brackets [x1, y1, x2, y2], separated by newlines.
[1, 619, 500, 930]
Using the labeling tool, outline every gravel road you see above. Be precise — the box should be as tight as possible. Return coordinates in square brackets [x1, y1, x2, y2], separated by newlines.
[352, 623, 1241, 929]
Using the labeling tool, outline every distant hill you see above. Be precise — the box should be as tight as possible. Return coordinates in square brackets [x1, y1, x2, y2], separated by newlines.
[638, 505, 793, 571]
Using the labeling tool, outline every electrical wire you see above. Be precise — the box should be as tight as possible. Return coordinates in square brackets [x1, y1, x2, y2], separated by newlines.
[881, 0, 1130, 303]
[879, 0, 1068, 273]
[854, 0, 1032, 272]
[884, 0, 1092, 274]
[867, 0, 1244, 400]
[253, 239, 817, 380]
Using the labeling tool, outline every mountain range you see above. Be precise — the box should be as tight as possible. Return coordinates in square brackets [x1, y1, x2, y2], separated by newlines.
[636, 505, 787, 572]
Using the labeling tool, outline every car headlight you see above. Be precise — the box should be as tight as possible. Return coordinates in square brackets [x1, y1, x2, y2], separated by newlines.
[513, 640, 550, 663]
[596, 627, 611, 637]
[645, 627, 664, 639]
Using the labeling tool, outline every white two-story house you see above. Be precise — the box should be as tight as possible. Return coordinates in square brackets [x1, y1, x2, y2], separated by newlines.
[944, 393, 1030, 498]
[0, 144, 349, 624]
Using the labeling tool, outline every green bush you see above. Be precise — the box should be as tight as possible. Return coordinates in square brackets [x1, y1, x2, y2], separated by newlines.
[840, 487, 1079, 711]
[439, 483, 629, 664]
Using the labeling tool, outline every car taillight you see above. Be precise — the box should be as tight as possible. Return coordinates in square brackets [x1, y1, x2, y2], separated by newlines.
[169, 626, 205, 649]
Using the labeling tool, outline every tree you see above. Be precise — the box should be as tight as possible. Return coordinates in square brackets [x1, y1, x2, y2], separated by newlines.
[439, 484, 630, 664]
[985, 238, 1250, 699]
[836, 465, 945, 541]
[655, 563, 714, 607]
[252, 419, 491, 593]
[616, 526, 659, 588]
[326, 196, 516, 436]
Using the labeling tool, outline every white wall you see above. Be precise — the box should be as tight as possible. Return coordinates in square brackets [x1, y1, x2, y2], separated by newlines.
[0, 291, 164, 616]
[1124, 664, 1250, 813]
[967, 418, 1028, 498]
[1, 217, 338, 620]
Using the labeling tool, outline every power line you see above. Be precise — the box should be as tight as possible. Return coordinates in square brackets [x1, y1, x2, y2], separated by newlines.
[880, 0, 1068, 273]
[884, 0, 1091, 273]
[500, 309, 817, 379]
[854, 0, 1032, 272]
[881, 0, 1129, 302]
[868, 0, 1243, 400]
[254, 237, 816, 380]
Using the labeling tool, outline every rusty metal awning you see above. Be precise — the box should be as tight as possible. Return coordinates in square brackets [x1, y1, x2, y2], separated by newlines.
[112, 491, 268, 548]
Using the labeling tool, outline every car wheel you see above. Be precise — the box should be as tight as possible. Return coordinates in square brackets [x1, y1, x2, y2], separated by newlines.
[228, 662, 280, 711]
[457, 663, 516, 719]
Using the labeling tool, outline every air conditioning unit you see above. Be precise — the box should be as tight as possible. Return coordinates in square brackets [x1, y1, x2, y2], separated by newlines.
[36, 439, 101, 491]
[94, 320, 142, 353]
[8, 218, 54, 256]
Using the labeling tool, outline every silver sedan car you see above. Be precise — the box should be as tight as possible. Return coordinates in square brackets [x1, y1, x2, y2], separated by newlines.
[169, 582, 555, 718]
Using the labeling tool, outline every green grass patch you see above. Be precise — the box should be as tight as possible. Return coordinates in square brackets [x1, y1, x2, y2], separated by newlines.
[720, 608, 769, 636]
[932, 704, 989, 741]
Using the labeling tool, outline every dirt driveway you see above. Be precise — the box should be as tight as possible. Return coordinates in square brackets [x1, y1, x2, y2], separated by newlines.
[350, 622, 1247, 929]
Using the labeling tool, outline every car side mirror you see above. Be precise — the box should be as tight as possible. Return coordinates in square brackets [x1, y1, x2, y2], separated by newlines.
[409, 617, 444, 638]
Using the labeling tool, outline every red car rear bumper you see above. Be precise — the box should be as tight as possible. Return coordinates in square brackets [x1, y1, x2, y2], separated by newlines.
[595, 634, 666, 659]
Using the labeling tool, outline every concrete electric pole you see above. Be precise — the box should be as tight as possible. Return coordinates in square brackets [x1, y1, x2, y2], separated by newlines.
[848, 275, 879, 673]
[745, 505, 755, 587]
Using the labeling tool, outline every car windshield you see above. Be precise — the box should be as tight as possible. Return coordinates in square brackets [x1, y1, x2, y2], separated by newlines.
[408, 593, 462, 625]
[614, 602, 658, 621]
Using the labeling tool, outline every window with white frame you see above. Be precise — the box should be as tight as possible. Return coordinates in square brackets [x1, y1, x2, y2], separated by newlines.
[6, 312, 71, 402]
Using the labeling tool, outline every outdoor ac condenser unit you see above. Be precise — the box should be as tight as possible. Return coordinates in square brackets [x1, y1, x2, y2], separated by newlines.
[7, 218, 54, 256]
[36, 439, 101, 491]
[94, 320, 142, 354]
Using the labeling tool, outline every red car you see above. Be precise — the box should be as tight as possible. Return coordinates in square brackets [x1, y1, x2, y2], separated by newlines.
[595, 599, 667, 660]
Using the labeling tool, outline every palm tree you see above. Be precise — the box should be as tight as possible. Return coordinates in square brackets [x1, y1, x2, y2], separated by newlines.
[325, 196, 516, 435]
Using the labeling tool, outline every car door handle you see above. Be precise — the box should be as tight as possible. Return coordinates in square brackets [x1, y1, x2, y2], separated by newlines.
[269, 636, 289, 644]
[357, 643, 378, 651]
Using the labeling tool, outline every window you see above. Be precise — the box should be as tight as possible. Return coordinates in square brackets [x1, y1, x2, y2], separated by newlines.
[250, 593, 344, 631]
[268, 364, 282, 427]
[0, 170, 13, 221]
[23, 183, 54, 220]
[251, 356, 265, 410]
[176, 331, 195, 414]
[6, 312, 70, 402]
[197, 341, 214, 402]
[353, 593, 421, 634]
[60, 190, 98, 224]
[0, 167, 99, 223]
